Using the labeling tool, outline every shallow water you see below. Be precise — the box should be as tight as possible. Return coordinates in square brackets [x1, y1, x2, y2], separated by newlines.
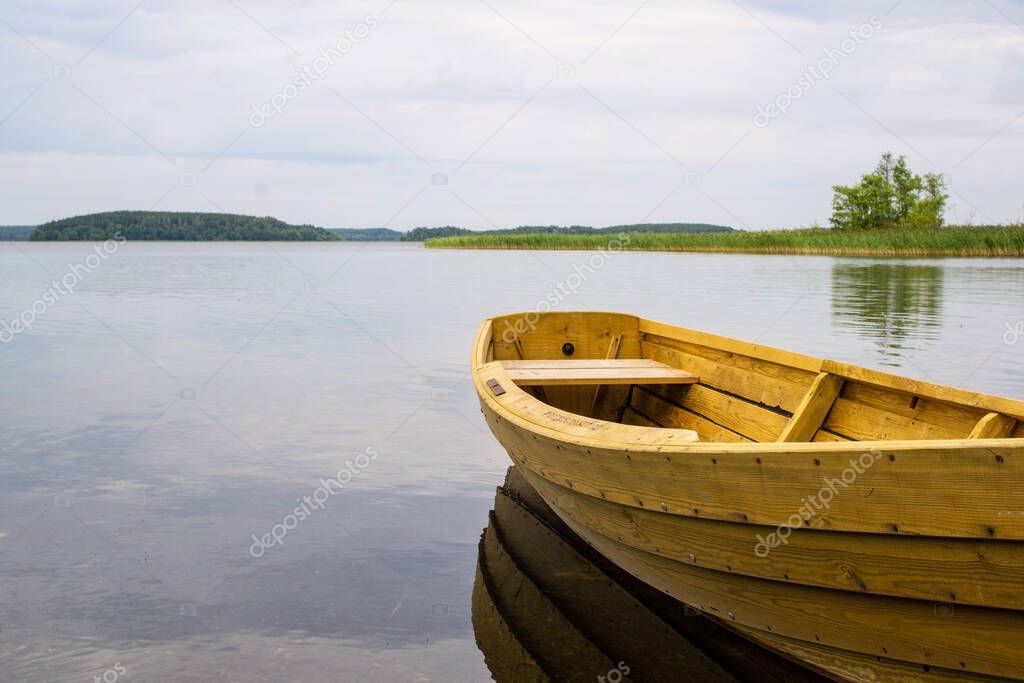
[1, 242, 1022, 681]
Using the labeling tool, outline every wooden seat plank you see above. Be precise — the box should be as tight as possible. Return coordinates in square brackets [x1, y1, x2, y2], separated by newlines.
[500, 359, 698, 387]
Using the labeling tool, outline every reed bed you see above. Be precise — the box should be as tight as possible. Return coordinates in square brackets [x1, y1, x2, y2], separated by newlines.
[425, 226, 1024, 257]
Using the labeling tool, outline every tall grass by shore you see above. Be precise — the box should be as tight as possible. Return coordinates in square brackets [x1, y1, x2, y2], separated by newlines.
[425, 226, 1024, 257]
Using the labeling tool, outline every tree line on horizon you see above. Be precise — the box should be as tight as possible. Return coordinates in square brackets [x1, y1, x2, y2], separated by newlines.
[14, 166, 970, 242]
[399, 223, 734, 241]
[23, 214, 736, 241]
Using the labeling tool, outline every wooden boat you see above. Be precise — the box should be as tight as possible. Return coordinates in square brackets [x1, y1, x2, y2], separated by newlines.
[471, 311, 1024, 682]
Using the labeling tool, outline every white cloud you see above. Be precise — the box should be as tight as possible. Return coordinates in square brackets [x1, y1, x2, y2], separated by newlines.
[0, 0, 1022, 228]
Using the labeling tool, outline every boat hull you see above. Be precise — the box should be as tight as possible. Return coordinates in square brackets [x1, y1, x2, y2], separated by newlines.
[489, 417, 1024, 681]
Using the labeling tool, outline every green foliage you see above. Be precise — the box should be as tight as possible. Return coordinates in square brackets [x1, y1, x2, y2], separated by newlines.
[830, 153, 948, 230]
[599, 223, 732, 234]
[500, 223, 732, 235]
[401, 226, 474, 241]
[30, 211, 340, 241]
[328, 227, 403, 241]
[401, 223, 732, 241]
[497, 225, 594, 234]
[425, 226, 1024, 257]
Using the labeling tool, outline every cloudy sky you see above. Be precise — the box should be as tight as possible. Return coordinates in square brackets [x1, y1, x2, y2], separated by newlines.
[1, 0, 1022, 230]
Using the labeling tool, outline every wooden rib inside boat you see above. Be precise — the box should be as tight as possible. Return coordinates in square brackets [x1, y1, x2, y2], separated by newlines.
[472, 311, 1024, 682]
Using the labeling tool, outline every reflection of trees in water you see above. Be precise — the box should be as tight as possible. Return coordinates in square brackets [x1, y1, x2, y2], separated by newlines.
[831, 263, 944, 365]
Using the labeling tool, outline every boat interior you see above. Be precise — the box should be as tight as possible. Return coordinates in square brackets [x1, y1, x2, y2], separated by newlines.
[480, 312, 1024, 444]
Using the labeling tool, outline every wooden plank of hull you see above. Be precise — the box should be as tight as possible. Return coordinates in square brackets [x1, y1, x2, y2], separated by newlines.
[811, 429, 850, 443]
[519, 470, 1024, 610]
[621, 407, 661, 428]
[742, 630, 1018, 683]
[637, 318, 824, 374]
[821, 359, 1024, 422]
[483, 404, 1024, 539]
[646, 384, 789, 442]
[538, 498, 1024, 680]
[630, 388, 753, 442]
[824, 397, 969, 441]
[839, 381, 988, 436]
[641, 337, 813, 414]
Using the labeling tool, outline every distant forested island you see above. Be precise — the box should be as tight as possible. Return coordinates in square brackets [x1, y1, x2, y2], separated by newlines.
[30, 211, 340, 241]
[400, 223, 733, 241]
[0, 225, 35, 240]
[17, 212, 735, 241]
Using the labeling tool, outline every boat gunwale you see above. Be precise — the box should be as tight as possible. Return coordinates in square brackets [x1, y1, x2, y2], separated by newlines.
[473, 311, 1024, 454]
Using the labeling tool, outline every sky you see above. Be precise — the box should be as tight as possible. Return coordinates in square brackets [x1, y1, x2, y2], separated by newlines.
[1, 0, 1022, 230]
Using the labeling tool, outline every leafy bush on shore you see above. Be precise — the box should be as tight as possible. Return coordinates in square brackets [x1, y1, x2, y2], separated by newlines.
[831, 153, 948, 230]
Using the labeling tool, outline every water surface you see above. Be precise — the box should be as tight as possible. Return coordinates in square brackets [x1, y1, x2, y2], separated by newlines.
[1, 242, 1022, 681]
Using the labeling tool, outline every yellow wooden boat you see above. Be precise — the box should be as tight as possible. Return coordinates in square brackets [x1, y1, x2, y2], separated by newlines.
[472, 311, 1024, 682]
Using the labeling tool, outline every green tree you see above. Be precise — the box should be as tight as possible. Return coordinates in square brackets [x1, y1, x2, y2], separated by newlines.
[830, 153, 947, 230]
[831, 173, 894, 230]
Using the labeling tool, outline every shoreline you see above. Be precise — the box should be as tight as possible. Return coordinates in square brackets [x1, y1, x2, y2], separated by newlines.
[424, 227, 1024, 258]
[422, 245, 1024, 257]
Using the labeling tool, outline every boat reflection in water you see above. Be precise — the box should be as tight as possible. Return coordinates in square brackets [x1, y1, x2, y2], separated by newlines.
[472, 467, 828, 683]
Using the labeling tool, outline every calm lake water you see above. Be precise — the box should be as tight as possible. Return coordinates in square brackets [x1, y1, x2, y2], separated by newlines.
[2, 242, 1023, 682]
